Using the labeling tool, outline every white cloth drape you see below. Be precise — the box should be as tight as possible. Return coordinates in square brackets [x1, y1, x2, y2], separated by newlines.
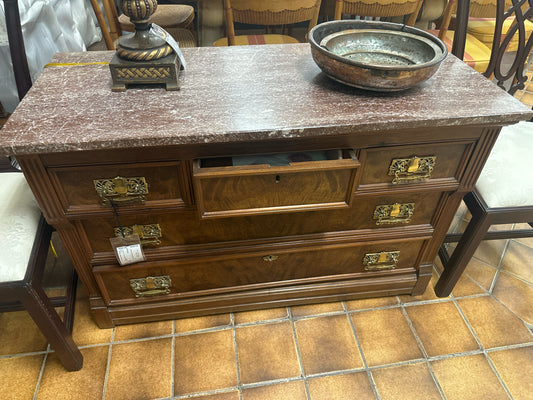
[0, 0, 102, 112]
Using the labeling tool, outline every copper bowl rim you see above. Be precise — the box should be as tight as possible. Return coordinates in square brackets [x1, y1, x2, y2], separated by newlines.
[309, 20, 448, 72]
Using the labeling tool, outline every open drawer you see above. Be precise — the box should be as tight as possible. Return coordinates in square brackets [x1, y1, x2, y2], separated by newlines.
[193, 149, 360, 218]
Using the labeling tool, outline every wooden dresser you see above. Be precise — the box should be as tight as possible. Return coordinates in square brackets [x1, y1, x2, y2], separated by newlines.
[1, 45, 530, 328]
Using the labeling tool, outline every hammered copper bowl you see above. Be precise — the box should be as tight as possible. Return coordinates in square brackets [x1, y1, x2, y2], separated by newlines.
[308, 20, 447, 91]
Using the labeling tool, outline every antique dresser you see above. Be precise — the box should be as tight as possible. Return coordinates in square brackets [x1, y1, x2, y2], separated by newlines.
[1, 45, 530, 328]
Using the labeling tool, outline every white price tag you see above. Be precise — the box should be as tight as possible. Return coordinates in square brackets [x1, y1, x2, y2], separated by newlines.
[115, 244, 145, 265]
[110, 233, 146, 266]
[151, 23, 186, 69]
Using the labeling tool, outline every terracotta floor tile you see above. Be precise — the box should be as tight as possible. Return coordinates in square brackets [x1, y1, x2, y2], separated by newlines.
[350, 308, 423, 367]
[236, 321, 300, 384]
[307, 372, 375, 400]
[473, 239, 508, 267]
[106, 338, 172, 400]
[405, 301, 479, 357]
[174, 313, 231, 333]
[291, 301, 344, 318]
[372, 362, 441, 400]
[113, 320, 173, 341]
[234, 307, 288, 325]
[192, 392, 240, 400]
[242, 380, 307, 400]
[492, 271, 533, 325]
[463, 258, 498, 290]
[0, 311, 48, 355]
[513, 224, 533, 247]
[344, 296, 399, 311]
[37, 345, 109, 400]
[174, 329, 238, 395]
[450, 272, 487, 298]
[294, 314, 364, 375]
[488, 346, 533, 400]
[431, 354, 509, 400]
[0, 354, 44, 399]
[501, 241, 533, 284]
[71, 298, 113, 346]
[457, 296, 533, 349]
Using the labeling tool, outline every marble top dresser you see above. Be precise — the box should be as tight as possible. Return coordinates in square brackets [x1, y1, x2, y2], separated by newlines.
[1, 44, 530, 327]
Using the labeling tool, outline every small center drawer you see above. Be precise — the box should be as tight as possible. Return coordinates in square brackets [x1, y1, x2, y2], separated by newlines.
[93, 238, 426, 305]
[193, 149, 360, 218]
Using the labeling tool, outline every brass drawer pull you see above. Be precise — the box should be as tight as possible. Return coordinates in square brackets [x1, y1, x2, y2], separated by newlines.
[373, 203, 415, 225]
[114, 224, 162, 247]
[363, 251, 399, 271]
[130, 276, 171, 297]
[94, 176, 148, 205]
[389, 156, 436, 184]
[263, 255, 279, 262]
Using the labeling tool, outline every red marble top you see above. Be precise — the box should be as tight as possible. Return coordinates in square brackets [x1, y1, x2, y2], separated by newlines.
[0, 44, 531, 155]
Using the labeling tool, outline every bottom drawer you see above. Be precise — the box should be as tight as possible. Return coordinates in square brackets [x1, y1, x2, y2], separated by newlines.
[94, 238, 427, 305]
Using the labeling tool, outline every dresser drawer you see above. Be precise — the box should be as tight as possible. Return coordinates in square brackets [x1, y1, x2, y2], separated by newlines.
[81, 190, 442, 256]
[93, 238, 426, 304]
[193, 149, 360, 218]
[358, 142, 472, 189]
[50, 161, 190, 214]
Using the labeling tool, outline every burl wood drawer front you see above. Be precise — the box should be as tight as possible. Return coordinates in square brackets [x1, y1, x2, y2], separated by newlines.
[93, 239, 425, 304]
[49, 161, 190, 214]
[82, 191, 442, 255]
[193, 149, 360, 218]
[358, 142, 472, 189]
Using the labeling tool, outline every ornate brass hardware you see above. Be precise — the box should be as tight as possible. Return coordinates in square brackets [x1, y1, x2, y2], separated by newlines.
[263, 255, 279, 262]
[363, 251, 400, 271]
[114, 224, 162, 246]
[130, 275, 171, 297]
[373, 203, 415, 225]
[388, 156, 436, 184]
[93, 176, 148, 205]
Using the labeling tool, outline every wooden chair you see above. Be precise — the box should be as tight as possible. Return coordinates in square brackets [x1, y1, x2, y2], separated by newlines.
[333, 0, 425, 26]
[94, 0, 197, 49]
[434, 0, 533, 72]
[2, 0, 82, 371]
[214, 0, 322, 46]
[434, 0, 533, 297]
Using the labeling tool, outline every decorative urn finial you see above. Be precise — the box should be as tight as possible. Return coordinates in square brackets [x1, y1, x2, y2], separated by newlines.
[116, 0, 173, 61]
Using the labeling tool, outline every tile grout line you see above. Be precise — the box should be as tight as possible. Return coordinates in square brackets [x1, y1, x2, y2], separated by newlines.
[287, 307, 311, 400]
[101, 327, 116, 400]
[451, 298, 514, 399]
[32, 344, 49, 400]
[399, 303, 447, 400]
[230, 312, 243, 400]
[342, 301, 382, 400]
[171, 319, 176, 399]
[0, 350, 49, 360]
[488, 289, 533, 332]
[488, 234, 513, 293]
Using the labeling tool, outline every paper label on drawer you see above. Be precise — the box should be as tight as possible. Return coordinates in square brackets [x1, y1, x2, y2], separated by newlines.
[110, 234, 146, 266]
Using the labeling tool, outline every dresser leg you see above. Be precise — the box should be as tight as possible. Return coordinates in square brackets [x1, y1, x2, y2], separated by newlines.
[411, 263, 433, 296]
[89, 295, 115, 328]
